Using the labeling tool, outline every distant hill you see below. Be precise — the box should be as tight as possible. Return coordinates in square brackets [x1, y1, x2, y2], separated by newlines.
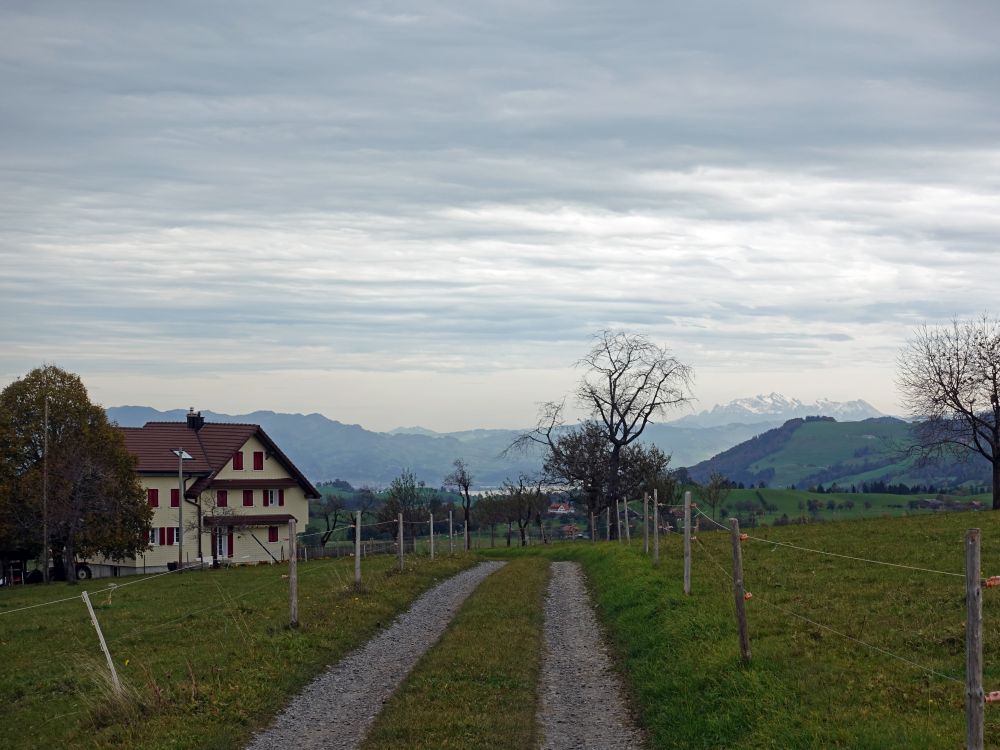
[106, 406, 768, 488]
[688, 416, 991, 490]
[671, 393, 884, 429]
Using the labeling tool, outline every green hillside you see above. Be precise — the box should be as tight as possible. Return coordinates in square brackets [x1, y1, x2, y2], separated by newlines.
[689, 416, 992, 492]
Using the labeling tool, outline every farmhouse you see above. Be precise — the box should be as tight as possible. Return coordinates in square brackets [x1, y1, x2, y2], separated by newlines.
[86, 410, 319, 577]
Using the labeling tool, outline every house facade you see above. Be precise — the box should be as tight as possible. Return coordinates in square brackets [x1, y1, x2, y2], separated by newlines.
[86, 410, 319, 577]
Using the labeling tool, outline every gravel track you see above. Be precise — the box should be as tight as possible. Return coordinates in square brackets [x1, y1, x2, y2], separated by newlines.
[537, 561, 645, 750]
[245, 560, 506, 750]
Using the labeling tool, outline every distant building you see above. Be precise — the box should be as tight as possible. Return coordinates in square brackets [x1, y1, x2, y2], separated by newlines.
[547, 501, 574, 516]
[85, 410, 319, 577]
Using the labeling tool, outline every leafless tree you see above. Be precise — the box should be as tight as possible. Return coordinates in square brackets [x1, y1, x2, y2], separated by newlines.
[698, 471, 732, 521]
[511, 331, 693, 538]
[443, 458, 474, 551]
[897, 315, 1000, 509]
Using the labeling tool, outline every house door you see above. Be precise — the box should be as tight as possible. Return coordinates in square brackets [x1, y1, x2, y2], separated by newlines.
[215, 527, 234, 558]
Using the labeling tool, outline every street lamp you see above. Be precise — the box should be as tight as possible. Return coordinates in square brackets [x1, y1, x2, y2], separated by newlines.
[172, 449, 193, 572]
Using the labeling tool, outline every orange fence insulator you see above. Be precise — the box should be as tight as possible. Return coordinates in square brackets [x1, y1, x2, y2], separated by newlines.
[739, 533, 749, 541]
[984, 576, 1000, 589]
[986, 691, 1000, 704]
[743, 591, 753, 601]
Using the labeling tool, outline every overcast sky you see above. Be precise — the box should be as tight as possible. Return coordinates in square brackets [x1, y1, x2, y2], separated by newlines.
[2, 1, 999, 431]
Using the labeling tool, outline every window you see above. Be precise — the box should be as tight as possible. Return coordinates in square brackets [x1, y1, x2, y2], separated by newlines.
[263, 489, 276, 507]
[253, 451, 264, 471]
[217, 490, 228, 508]
[148, 528, 158, 546]
[243, 489, 254, 507]
[170, 489, 180, 508]
[268, 526, 278, 543]
[232, 451, 244, 470]
[147, 489, 159, 507]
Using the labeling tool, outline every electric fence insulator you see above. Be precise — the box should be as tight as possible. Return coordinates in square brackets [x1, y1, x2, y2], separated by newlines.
[986, 691, 1000, 704]
[690, 537, 698, 542]
[739, 533, 748, 541]
[743, 591, 753, 601]
[984, 576, 1000, 589]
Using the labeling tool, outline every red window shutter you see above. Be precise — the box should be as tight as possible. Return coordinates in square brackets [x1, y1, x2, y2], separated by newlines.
[278, 489, 285, 507]
[158, 527, 166, 545]
[253, 451, 264, 471]
[227, 529, 234, 557]
[170, 489, 180, 508]
[233, 451, 244, 470]
[217, 490, 228, 508]
[147, 489, 158, 507]
[166, 527, 174, 546]
[268, 526, 278, 543]
[243, 489, 254, 507]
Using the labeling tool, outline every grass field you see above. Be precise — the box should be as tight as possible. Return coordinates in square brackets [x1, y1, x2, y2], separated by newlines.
[493, 510, 1000, 748]
[653, 488, 992, 527]
[362, 557, 549, 750]
[0, 552, 477, 750]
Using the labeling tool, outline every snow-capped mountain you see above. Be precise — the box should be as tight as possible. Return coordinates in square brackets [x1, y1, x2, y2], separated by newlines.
[670, 393, 884, 428]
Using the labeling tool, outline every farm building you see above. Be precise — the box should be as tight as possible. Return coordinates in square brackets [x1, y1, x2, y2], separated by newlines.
[84, 409, 319, 577]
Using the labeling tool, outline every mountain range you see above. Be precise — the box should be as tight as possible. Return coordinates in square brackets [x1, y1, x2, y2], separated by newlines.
[687, 416, 991, 491]
[107, 394, 892, 488]
[668, 393, 884, 428]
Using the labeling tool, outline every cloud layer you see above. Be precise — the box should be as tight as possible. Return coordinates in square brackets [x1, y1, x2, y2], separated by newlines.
[2, 1, 999, 429]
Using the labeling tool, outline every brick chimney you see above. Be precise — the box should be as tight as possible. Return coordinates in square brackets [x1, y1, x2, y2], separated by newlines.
[186, 408, 205, 431]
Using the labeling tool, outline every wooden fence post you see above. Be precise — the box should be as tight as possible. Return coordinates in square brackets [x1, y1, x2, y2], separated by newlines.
[615, 499, 623, 543]
[429, 513, 435, 560]
[288, 517, 298, 628]
[590, 512, 596, 544]
[643, 493, 649, 555]
[967, 527, 984, 750]
[684, 490, 692, 595]
[729, 517, 750, 662]
[354, 510, 361, 588]
[398, 513, 404, 571]
[653, 488, 660, 565]
[606, 507, 611, 541]
[623, 500, 631, 544]
[81, 590, 122, 696]
[449, 510, 454, 556]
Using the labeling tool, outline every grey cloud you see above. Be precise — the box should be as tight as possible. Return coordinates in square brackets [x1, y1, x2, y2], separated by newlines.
[2, 0, 999, 425]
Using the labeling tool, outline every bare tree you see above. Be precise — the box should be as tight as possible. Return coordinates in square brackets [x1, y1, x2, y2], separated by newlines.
[698, 471, 732, 521]
[501, 476, 547, 546]
[443, 458, 474, 551]
[511, 331, 693, 539]
[315, 492, 346, 545]
[897, 315, 1000, 509]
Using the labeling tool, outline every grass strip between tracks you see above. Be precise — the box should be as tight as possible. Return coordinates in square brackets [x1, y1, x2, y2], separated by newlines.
[361, 556, 549, 750]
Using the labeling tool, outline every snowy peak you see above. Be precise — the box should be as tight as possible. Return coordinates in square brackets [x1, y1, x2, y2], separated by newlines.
[672, 393, 883, 428]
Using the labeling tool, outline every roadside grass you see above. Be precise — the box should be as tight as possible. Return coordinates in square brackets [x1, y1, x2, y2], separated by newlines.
[0, 553, 477, 750]
[361, 557, 549, 750]
[493, 510, 1000, 748]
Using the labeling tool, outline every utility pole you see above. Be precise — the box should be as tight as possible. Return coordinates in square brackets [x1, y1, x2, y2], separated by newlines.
[42, 396, 49, 584]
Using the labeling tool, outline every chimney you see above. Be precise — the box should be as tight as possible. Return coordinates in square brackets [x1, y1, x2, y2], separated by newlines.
[186, 408, 205, 431]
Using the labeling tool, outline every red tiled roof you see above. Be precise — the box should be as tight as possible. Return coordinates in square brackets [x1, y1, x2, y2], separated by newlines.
[119, 421, 320, 499]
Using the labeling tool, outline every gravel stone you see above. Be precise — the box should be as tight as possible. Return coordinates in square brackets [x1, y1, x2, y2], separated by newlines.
[245, 560, 506, 750]
[537, 561, 645, 750]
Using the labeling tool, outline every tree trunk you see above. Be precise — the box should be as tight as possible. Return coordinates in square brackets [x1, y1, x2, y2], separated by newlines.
[464, 502, 471, 551]
[64, 536, 77, 586]
[506, 521, 512, 547]
[607, 445, 623, 540]
[993, 458, 1000, 511]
